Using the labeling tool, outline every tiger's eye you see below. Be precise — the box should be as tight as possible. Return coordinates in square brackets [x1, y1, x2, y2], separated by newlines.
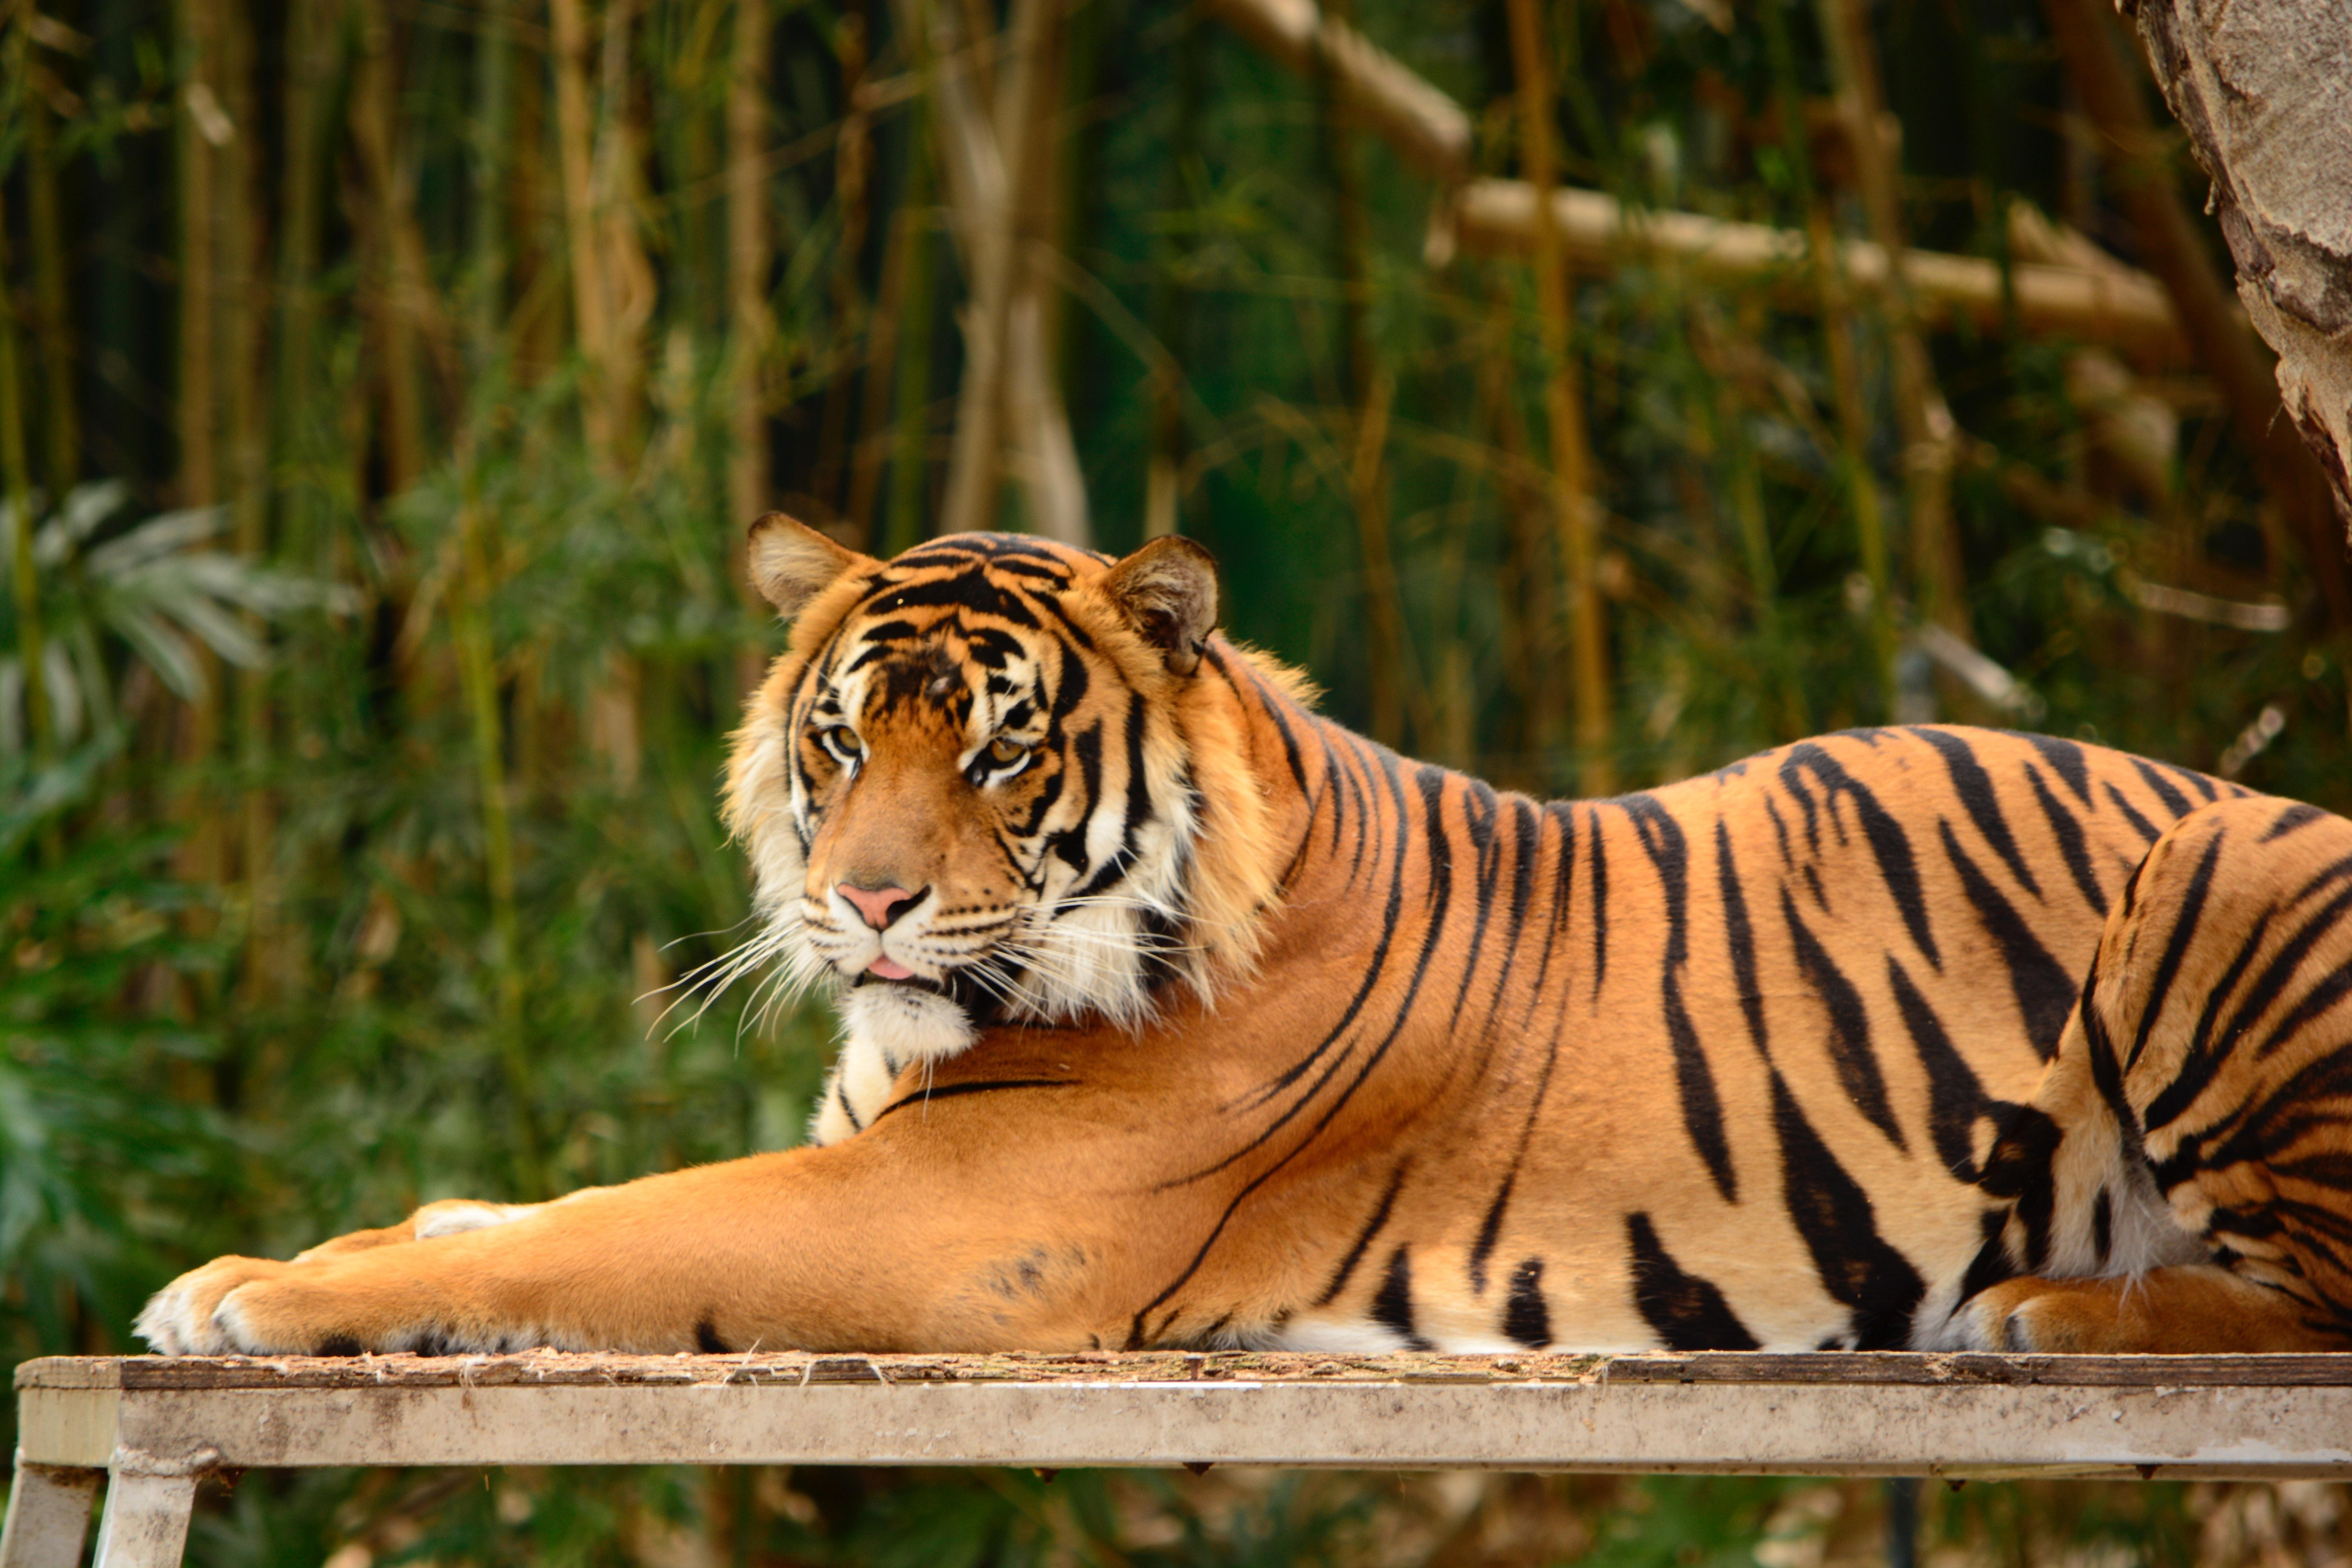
[987, 735, 1028, 766]
[825, 726, 862, 757]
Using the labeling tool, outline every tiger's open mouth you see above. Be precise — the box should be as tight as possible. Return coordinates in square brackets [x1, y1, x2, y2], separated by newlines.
[848, 962, 1005, 1023]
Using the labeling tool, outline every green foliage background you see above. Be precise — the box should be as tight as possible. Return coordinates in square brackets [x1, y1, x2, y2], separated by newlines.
[4, 0, 2349, 1560]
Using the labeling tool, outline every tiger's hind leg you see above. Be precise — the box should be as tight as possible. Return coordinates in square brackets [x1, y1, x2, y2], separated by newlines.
[1951, 794, 2352, 1353]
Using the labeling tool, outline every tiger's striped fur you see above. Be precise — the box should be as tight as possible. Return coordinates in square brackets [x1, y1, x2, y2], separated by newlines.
[136, 525, 2352, 1358]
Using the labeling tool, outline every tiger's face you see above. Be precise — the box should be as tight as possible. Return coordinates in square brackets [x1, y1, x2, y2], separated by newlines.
[724, 520, 1280, 1069]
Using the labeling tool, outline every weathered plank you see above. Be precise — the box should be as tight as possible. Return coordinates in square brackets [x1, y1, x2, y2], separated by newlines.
[21, 1350, 2352, 1392]
[15, 1352, 2352, 1482]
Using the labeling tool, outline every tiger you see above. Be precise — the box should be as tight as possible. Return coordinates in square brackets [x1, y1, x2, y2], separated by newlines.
[138, 519, 2352, 1359]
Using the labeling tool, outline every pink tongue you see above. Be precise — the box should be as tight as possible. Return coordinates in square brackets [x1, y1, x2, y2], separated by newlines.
[869, 956, 914, 980]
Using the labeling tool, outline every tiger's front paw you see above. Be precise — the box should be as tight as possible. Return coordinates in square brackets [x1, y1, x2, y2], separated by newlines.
[134, 1255, 298, 1355]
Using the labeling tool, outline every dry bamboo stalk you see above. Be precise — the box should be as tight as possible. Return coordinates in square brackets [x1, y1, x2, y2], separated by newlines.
[929, 0, 1024, 536]
[550, 0, 616, 455]
[846, 166, 907, 549]
[726, 0, 773, 532]
[1000, 0, 1087, 545]
[1505, 0, 1611, 795]
[1143, 22, 1205, 541]
[811, 14, 871, 517]
[884, 115, 938, 555]
[1205, 0, 1469, 184]
[1478, 279, 1557, 781]
[1813, 0, 1966, 640]
[173, 0, 220, 510]
[916, 0, 1087, 542]
[593, 0, 655, 462]
[1454, 180, 2189, 360]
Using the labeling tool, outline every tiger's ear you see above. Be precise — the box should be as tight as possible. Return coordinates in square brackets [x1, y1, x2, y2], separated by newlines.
[747, 513, 868, 619]
[1103, 536, 1218, 677]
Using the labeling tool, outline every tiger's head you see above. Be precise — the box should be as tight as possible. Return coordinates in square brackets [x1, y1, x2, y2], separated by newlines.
[722, 518, 1296, 1067]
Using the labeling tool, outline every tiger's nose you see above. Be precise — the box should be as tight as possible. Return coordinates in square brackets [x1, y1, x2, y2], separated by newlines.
[838, 883, 918, 930]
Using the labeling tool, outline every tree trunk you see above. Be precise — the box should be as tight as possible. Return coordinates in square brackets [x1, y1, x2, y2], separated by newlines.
[2126, 0, 2352, 551]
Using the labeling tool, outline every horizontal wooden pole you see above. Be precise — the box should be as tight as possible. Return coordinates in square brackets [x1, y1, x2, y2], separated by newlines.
[1205, 0, 1473, 181]
[1451, 179, 2189, 359]
[18, 1352, 2352, 1480]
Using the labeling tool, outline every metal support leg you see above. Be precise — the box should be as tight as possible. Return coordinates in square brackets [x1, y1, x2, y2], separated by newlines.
[0, 1461, 102, 1568]
[89, 1474, 196, 1568]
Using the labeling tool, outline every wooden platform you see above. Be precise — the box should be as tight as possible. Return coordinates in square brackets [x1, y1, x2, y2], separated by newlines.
[11, 1351, 2352, 1567]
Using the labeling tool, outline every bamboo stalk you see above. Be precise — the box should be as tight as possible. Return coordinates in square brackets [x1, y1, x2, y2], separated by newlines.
[884, 111, 938, 555]
[929, 0, 1022, 535]
[550, 0, 617, 456]
[1505, 0, 1611, 795]
[1813, 0, 1966, 641]
[22, 10, 76, 500]
[218, 0, 281, 1003]
[352, 0, 429, 494]
[810, 12, 870, 516]
[0, 160, 51, 766]
[726, 0, 773, 528]
[453, 470, 545, 1197]
[1143, 20, 1203, 540]
[473, 0, 516, 351]
[1759, 0, 1895, 717]
[1478, 277, 1556, 783]
[846, 140, 907, 549]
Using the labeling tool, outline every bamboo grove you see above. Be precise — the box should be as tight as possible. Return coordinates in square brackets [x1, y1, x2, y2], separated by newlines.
[4, 0, 2351, 1560]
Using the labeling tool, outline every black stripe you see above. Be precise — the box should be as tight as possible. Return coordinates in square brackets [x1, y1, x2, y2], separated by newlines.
[1771, 1072, 1926, 1348]
[1370, 1247, 1433, 1350]
[1780, 886, 1905, 1149]
[1939, 820, 2077, 1059]
[1779, 742, 1938, 968]
[1588, 809, 1610, 999]
[696, 1318, 729, 1355]
[1717, 820, 1769, 1061]
[2263, 804, 2328, 844]
[2104, 781, 2161, 845]
[1914, 728, 2040, 898]
[1314, 1161, 1408, 1307]
[1468, 1171, 1516, 1297]
[1977, 1105, 2062, 1269]
[870, 1078, 1076, 1123]
[1621, 795, 1737, 1200]
[2091, 1189, 2113, 1266]
[2007, 731, 2092, 804]
[1625, 1212, 1759, 1350]
[2248, 882, 2352, 1060]
[1887, 956, 1994, 1181]
[2123, 827, 2227, 1071]
[2161, 761, 2221, 804]
[2025, 761, 2107, 915]
[1955, 1208, 2017, 1305]
[2131, 757, 2194, 818]
[1503, 1259, 1553, 1348]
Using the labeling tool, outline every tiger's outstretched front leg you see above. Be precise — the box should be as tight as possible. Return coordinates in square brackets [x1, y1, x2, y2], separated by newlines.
[135, 1109, 1176, 1357]
[1955, 795, 2352, 1353]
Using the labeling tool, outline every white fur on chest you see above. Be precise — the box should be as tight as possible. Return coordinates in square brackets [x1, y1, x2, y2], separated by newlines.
[809, 984, 976, 1145]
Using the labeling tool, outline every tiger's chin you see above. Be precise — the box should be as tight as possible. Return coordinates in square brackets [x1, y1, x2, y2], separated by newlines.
[809, 980, 980, 1146]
